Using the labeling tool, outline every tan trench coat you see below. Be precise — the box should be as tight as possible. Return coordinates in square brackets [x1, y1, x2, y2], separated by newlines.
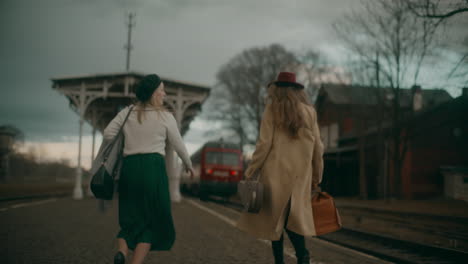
[236, 102, 324, 241]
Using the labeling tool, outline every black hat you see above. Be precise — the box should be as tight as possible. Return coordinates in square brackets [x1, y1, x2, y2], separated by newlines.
[135, 74, 161, 102]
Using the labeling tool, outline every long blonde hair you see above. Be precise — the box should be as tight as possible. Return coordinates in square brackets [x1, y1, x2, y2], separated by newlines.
[135, 101, 168, 124]
[268, 84, 311, 139]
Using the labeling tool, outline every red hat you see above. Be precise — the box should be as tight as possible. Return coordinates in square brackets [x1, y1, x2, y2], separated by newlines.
[270, 72, 304, 89]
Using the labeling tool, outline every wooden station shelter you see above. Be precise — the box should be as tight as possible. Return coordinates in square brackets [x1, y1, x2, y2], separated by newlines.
[51, 72, 210, 201]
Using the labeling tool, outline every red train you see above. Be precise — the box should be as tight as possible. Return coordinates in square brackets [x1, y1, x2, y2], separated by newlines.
[180, 141, 243, 200]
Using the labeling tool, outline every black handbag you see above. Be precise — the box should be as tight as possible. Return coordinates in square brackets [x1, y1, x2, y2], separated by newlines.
[90, 106, 133, 200]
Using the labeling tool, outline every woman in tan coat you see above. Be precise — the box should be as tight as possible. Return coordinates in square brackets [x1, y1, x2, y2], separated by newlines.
[236, 72, 324, 264]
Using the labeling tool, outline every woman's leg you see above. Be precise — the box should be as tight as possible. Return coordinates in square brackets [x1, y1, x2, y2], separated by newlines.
[271, 198, 291, 264]
[130, 242, 151, 264]
[285, 229, 309, 264]
[271, 233, 285, 264]
[117, 238, 129, 257]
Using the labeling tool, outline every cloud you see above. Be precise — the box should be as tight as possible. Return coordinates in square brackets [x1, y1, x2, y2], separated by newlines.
[2, 0, 464, 146]
[17, 135, 102, 169]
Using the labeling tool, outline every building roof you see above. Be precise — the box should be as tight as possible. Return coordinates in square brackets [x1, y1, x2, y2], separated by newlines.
[51, 71, 211, 92]
[319, 83, 452, 108]
[51, 71, 211, 136]
[338, 93, 468, 142]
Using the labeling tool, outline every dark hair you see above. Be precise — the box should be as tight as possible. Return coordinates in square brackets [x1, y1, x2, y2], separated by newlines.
[134, 74, 163, 124]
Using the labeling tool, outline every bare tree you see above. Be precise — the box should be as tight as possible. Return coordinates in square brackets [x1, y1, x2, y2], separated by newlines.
[405, 0, 468, 19]
[342, 52, 391, 200]
[208, 44, 299, 149]
[296, 50, 351, 100]
[203, 84, 255, 149]
[208, 44, 337, 151]
[405, 0, 468, 89]
[448, 36, 468, 87]
[334, 0, 443, 198]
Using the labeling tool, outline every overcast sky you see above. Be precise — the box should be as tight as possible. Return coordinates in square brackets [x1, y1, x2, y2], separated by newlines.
[1, 0, 466, 167]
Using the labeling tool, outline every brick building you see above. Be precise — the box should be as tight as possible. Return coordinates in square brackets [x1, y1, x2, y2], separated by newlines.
[315, 83, 463, 199]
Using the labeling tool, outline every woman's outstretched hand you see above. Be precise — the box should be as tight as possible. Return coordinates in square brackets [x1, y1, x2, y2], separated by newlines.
[185, 167, 195, 178]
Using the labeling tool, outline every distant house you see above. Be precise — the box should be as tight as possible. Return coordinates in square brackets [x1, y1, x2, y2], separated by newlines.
[315, 83, 462, 199]
[315, 83, 452, 149]
[393, 92, 468, 199]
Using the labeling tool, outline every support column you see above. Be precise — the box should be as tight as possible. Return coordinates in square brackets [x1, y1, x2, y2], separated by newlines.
[124, 77, 129, 96]
[86, 112, 97, 197]
[358, 120, 368, 199]
[73, 83, 86, 200]
[74, 117, 84, 200]
[91, 127, 96, 161]
[169, 88, 184, 202]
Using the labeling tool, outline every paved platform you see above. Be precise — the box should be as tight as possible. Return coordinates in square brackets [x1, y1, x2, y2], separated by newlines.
[0, 196, 387, 264]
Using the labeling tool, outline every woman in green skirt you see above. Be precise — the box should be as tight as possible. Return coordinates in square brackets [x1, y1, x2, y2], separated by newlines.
[103, 74, 195, 264]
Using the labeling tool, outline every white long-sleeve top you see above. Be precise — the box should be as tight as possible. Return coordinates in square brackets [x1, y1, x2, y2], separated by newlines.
[103, 105, 193, 170]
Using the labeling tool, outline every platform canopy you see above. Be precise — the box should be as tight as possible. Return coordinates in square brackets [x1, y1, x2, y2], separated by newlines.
[51, 71, 211, 200]
[51, 71, 211, 135]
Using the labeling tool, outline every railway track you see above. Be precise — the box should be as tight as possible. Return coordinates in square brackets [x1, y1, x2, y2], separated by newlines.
[202, 195, 468, 264]
[320, 227, 467, 264]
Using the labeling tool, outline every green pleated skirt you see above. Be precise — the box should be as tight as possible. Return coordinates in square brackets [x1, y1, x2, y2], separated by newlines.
[116, 153, 175, 251]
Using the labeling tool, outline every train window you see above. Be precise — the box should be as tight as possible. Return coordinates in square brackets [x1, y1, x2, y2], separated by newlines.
[205, 152, 239, 166]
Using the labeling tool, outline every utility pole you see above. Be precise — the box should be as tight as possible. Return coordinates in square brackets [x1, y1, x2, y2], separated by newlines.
[125, 12, 136, 72]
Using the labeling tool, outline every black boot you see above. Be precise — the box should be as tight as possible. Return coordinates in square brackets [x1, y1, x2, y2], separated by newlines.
[285, 229, 310, 264]
[271, 234, 285, 264]
[114, 251, 125, 264]
[297, 251, 310, 264]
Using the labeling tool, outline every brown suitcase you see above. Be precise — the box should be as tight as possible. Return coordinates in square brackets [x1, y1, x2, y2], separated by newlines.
[311, 190, 342, 236]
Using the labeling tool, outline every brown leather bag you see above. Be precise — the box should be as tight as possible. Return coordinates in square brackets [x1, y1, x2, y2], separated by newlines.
[311, 188, 342, 236]
[238, 171, 264, 213]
